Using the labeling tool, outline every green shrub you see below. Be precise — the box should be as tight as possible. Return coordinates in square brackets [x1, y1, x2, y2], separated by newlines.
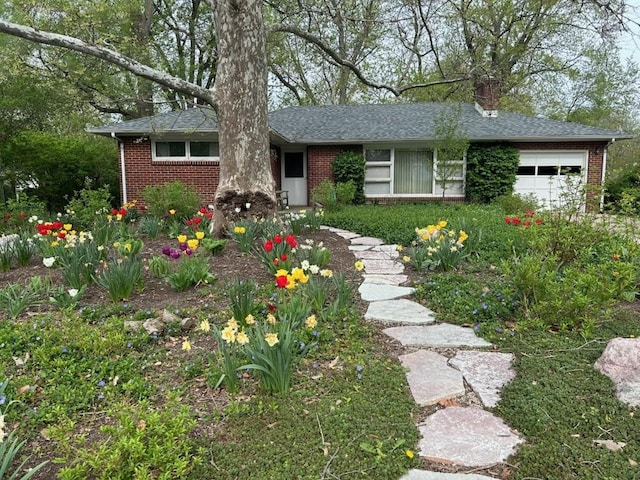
[142, 181, 202, 219]
[0, 192, 47, 234]
[604, 162, 640, 214]
[336, 181, 356, 204]
[497, 193, 541, 215]
[332, 151, 366, 204]
[311, 180, 338, 211]
[64, 183, 114, 230]
[466, 144, 519, 203]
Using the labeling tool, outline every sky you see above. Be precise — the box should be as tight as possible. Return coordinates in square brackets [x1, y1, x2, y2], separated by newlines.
[621, 1, 640, 63]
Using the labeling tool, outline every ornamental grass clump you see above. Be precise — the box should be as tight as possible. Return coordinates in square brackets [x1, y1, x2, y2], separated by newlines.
[403, 220, 469, 272]
[95, 256, 143, 302]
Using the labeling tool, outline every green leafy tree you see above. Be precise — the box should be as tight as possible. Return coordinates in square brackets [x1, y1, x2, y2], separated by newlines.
[0, 131, 118, 212]
[431, 104, 469, 198]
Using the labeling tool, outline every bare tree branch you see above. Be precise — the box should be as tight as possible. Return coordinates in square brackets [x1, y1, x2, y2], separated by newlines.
[268, 22, 470, 96]
[0, 18, 216, 108]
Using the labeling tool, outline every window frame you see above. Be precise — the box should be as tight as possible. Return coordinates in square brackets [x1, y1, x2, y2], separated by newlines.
[151, 138, 220, 163]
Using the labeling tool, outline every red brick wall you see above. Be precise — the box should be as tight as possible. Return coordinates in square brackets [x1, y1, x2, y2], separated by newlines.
[120, 139, 608, 208]
[307, 144, 362, 203]
[120, 137, 219, 208]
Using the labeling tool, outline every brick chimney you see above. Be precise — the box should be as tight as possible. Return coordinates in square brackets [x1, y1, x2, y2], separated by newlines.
[474, 76, 500, 117]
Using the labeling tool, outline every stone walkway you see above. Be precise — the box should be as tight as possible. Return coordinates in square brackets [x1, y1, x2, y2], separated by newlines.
[326, 227, 524, 479]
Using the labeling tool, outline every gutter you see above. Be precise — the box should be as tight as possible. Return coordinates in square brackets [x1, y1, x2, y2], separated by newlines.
[600, 138, 615, 211]
[111, 132, 127, 205]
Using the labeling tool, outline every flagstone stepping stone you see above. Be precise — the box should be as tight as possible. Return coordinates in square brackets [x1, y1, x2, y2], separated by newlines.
[353, 249, 399, 260]
[371, 244, 400, 254]
[400, 470, 497, 480]
[365, 299, 436, 325]
[399, 350, 465, 406]
[333, 231, 361, 240]
[449, 351, 515, 408]
[417, 407, 523, 467]
[361, 274, 409, 286]
[350, 236, 384, 246]
[383, 324, 492, 348]
[594, 337, 640, 407]
[358, 258, 405, 275]
[358, 283, 414, 302]
[348, 245, 372, 252]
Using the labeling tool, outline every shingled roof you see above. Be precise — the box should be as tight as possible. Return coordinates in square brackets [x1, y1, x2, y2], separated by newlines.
[88, 102, 631, 143]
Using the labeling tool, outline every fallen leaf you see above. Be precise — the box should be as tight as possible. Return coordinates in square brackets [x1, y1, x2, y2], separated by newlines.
[329, 356, 340, 369]
[593, 439, 626, 451]
[17, 385, 31, 395]
[137, 420, 146, 430]
[12, 352, 30, 367]
[438, 398, 459, 407]
[112, 376, 119, 386]
[629, 458, 638, 467]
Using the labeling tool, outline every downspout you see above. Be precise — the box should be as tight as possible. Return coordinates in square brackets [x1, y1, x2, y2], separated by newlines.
[600, 139, 614, 212]
[111, 132, 127, 205]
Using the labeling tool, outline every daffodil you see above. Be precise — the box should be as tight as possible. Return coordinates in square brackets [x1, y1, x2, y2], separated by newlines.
[267, 313, 277, 325]
[236, 331, 250, 345]
[354, 260, 364, 271]
[221, 326, 236, 343]
[305, 315, 317, 329]
[265, 333, 279, 347]
[182, 339, 192, 351]
[227, 318, 239, 331]
[245, 314, 255, 325]
[198, 319, 211, 332]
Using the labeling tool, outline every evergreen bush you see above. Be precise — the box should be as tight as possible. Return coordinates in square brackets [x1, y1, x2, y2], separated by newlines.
[332, 151, 365, 204]
[466, 144, 519, 203]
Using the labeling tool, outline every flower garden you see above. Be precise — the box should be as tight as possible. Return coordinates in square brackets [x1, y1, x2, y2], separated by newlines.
[0, 194, 640, 479]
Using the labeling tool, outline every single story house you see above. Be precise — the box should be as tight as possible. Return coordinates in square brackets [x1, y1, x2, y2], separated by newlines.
[88, 83, 632, 209]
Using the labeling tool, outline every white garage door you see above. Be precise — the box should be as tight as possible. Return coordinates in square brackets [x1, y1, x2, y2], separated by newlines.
[515, 151, 587, 209]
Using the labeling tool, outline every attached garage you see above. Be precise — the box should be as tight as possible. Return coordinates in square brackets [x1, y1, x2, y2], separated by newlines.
[515, 151, 587, 209]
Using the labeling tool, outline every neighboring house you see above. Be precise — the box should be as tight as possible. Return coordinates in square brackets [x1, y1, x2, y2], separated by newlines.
[88, 82, 632, 209]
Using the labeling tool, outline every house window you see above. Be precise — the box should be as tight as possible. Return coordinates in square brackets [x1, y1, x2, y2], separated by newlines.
[364, 147, 434, 196]
[153, 141, 219, 161]
[394, 149, 433, 194]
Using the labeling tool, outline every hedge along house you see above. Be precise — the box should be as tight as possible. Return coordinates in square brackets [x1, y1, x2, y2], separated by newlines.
[88, 82, 631, 210]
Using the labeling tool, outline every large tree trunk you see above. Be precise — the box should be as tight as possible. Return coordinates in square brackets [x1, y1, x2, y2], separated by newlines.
[210, 0, 276, 236]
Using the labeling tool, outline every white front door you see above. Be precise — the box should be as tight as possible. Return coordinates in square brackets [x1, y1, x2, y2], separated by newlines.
[281, 151, 307, 206]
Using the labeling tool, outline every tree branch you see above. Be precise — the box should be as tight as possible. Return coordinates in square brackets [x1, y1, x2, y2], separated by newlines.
[268, 22, 470, 97]
[0, 18, 216, 108]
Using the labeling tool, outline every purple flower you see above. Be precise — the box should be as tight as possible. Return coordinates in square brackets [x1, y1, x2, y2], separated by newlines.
[161, 246, 171, 256]
[356, 365, 363, 372]
[357, 374, 362, 380]
[0, 395, 5, 405]
[170, 250, 181, 259]
[473, 324, 481, 331]
[185, 248, 193, 256]
[61, 347, 68, 353]
[179, 243, 188, 251]
[97, 380, 105, 388]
